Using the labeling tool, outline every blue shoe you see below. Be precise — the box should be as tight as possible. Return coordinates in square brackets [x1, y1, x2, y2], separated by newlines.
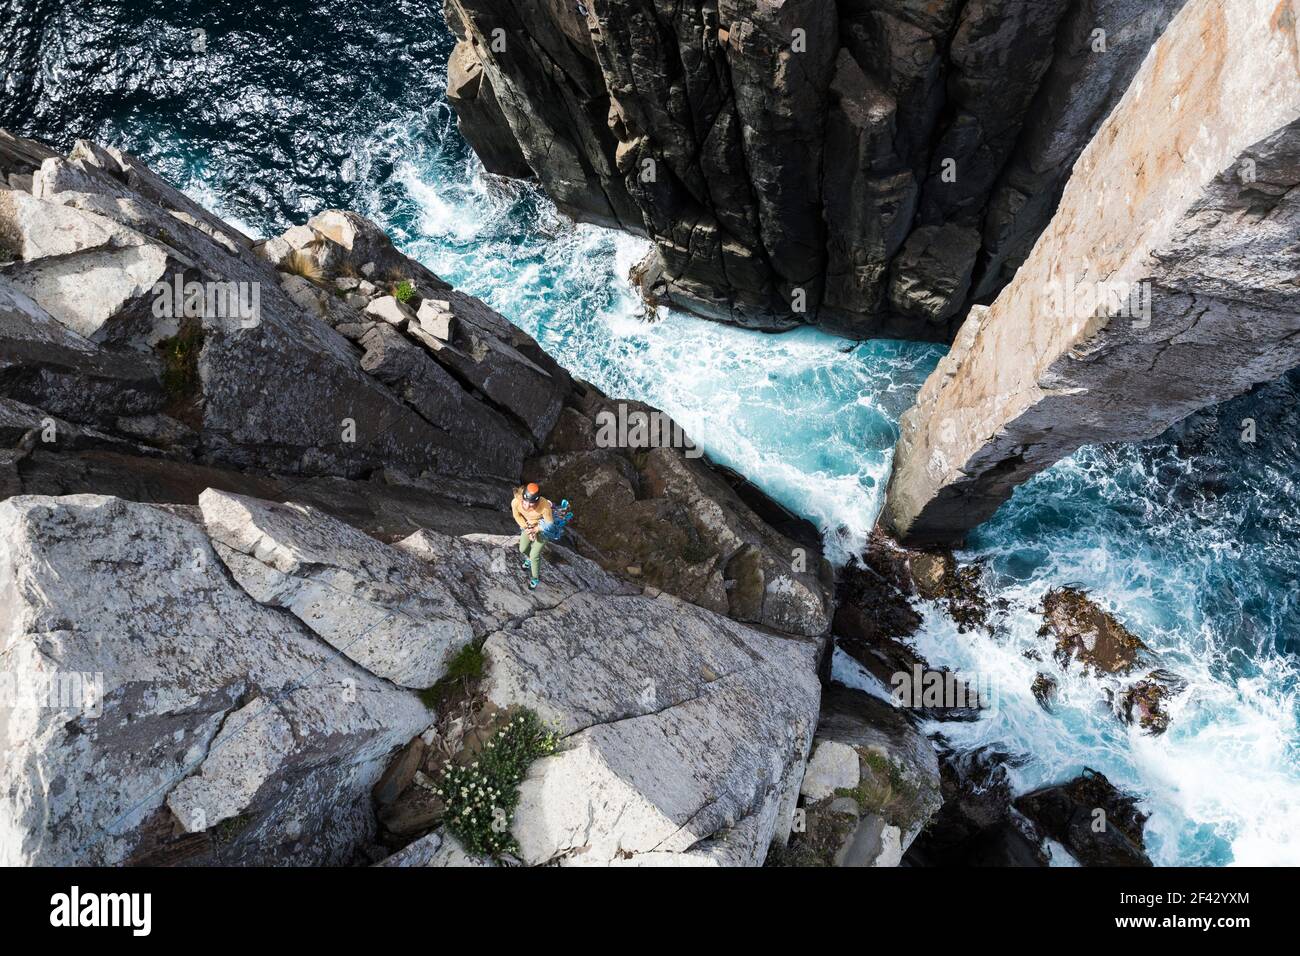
[529, 578, 539, 590]
[521, 558, 532, 571]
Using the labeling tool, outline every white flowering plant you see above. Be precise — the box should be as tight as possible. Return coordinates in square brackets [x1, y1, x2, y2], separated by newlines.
[435, 708, 560, 857]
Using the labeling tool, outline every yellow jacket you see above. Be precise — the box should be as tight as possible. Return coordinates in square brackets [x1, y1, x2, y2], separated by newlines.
[512, 493, 553, 530]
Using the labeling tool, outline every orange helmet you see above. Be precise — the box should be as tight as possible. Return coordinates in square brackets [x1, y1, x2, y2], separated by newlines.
[523, 482, 541, 503]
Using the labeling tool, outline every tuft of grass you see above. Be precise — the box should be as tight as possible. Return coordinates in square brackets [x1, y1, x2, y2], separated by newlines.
[212, 813, 252, 845]
[392, 278, 416, 303]
[432, 709, 560, 857]
[283, 248, 323, 283]
[419, 642, 486, 710]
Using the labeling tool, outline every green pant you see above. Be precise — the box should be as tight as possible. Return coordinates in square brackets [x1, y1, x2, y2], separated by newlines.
[519, 529, 545, 579]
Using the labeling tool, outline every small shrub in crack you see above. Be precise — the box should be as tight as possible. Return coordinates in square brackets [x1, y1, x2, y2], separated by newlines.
[393, 278, 416, 303]
[434, 708, 559, 857]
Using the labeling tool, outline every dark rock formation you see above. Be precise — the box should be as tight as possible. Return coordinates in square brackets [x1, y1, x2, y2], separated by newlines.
[528, 383, 834, 636]
[832, 531, 987, 720]
[1015, 768, 1152, 866]
[1040, 586, 1149, 675]
[441, 0, 1186, 340]
[904, 743, 1049, 867]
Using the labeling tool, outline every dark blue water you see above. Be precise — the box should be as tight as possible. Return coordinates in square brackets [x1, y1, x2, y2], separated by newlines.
[5, 0, 1297, 865]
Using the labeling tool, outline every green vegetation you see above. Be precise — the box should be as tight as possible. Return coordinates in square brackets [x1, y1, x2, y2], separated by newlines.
[393, 278, 416, 303]
[838, 749, 934, 834]
[212, 813, 252, 844]
[158, 320, 205, 405]
[433, 709, 560, 857]
[680, 537, 714, 564]
[418, 642, 486, 710]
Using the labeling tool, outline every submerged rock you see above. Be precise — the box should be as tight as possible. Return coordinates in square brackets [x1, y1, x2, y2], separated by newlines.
[1040, 586, 1148, 675]
[1119, 669, 1187, 736]
[1031, 672, 1059, 712]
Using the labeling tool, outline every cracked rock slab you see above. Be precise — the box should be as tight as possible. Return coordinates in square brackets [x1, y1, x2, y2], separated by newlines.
[200, 489, 476, 689]
[0, 493, 429, 866]
[482, 590, 822, 866]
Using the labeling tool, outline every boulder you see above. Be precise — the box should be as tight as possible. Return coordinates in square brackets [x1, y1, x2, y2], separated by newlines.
[1014, 769, 1152, 867]
[800, 740, 861, 802]
[365, 294, 414, 327]
[485, 590, 823, 866]
[0, 494, 430, 865]
[1040, 587, 1148, 675]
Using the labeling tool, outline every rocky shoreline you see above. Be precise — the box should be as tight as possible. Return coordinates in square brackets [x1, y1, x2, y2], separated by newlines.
[0, 130, 1165, 866]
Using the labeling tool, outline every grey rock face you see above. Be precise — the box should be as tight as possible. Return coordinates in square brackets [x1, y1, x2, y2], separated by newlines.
[0, 129, 833, 633]
[443, 0, 1187, 339]
[1, 486, 824, 867]
[0, 494, 431, 866]
[447, 40, 533, 178]
[0, 134, 565, 484]
[200, 489, 479, 689]
[485, 589, 823, 866]
[884, 0, 1300, 544]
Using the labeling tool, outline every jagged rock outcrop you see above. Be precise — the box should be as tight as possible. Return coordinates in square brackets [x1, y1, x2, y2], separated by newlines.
[0, 130, 833, 630]
[1036, 587, 1185, 735]
[0, 132, 840, 865]
[884, 0, 1300, 544]
[530, 383, 834, 637]
[0, 494, 432, 866]
[0, 137, 566, 484]
[771, 685, 941, 866]
[903, 744, 1049, 867]
[443, 0, 1186, 339]
[1015, 768, 1152, 866]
